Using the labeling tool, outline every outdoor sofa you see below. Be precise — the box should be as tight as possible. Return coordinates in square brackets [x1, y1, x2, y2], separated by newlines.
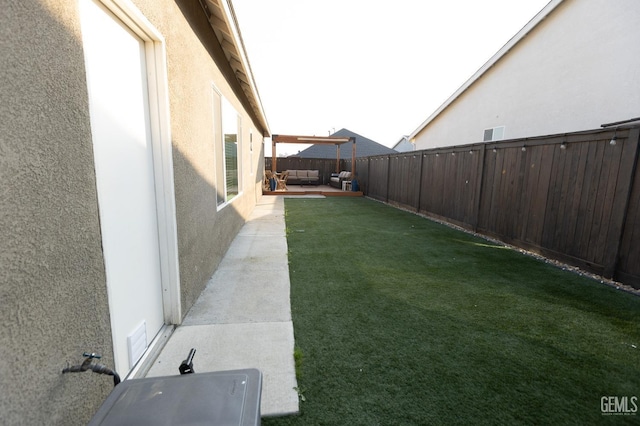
[285, 170, 320, 185]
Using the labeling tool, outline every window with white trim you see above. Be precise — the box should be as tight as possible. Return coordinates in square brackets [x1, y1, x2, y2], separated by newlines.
[222, 97, 240, 202]
[213, 87, 241, 207]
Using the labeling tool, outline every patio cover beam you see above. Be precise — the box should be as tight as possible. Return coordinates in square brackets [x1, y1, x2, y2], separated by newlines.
[271, 134, 356, 176]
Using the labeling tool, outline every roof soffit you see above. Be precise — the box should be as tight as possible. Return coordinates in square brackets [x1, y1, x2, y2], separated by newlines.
[200, 0, 269, 135]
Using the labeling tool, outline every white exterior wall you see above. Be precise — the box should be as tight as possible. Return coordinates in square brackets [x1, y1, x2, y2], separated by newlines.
[413, 0, 640, 149]
[393, 137, 414, 152]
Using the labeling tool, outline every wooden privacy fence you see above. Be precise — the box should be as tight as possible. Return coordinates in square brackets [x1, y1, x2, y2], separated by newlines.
[357, 125, 640, 288]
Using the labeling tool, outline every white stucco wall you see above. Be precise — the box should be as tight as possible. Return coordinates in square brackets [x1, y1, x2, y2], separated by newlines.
[413, 0, 640, 149]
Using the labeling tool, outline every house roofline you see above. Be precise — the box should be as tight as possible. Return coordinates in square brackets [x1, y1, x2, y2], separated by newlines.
[223, 0, 270, 135]
[200, 0, 270, 136]
[408, 0, 564, 141]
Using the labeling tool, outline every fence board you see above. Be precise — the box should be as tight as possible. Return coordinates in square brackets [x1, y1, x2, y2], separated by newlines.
[603, 130, 639, 277]
[566, 142, 587, 257]
[419, 153, 435, 213]
[477, 148, 497, 232]
[563, 141, 589, 256]
[461, 151, 472, 223]
[448, 153, 459, 221]
[586, 140, 612, 265]
[551, 144, 569, 253]
[571, 141, 600, 261]
[617, 131, 640, 284]
[499, 147, 518, 238]
[356, 158, 369, 192]
[520, 144, 542, 243]
[596, 139, 624, 267]
[558, 143, 581, 254]
[368, 157, 389, 201]
[526, 144, 553, 245]
[512, 147, 528, 240]
[486, 149, 502, 233]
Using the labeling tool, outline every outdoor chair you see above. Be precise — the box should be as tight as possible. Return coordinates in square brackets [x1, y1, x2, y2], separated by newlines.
[276, 171, 288, 190]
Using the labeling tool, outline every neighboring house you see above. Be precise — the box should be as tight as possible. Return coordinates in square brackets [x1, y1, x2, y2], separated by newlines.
[410, 0, 640, 149]
[292, 128, 396, 159]
[392, 136, 414, 152]
[1, 0, 268, 424]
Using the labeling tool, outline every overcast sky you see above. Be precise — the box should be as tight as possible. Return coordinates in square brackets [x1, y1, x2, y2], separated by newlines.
[233, 0, 551, 154]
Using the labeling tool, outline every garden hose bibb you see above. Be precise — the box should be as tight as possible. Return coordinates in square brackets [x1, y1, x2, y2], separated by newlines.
[62, 352, 121, 387]
[63, 348, 197, 387]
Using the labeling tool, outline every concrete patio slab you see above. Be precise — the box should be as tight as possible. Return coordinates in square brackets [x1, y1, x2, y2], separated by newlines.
[146, 322, 299, 417]
[182, 265, 291, 325]
[146, 196, 299, 417]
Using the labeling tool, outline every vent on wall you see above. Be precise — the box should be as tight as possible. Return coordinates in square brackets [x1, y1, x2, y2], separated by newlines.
[127, 321, 147, 369]
[483, 126, 505, 142]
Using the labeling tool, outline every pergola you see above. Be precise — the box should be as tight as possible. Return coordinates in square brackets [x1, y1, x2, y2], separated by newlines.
[271, 134, 357, 176]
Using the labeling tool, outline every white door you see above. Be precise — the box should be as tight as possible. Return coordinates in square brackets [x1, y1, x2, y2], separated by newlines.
[80, 0, 165, 375]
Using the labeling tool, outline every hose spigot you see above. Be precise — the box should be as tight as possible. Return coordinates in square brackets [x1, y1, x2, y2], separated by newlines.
[62, 352, 121, 387]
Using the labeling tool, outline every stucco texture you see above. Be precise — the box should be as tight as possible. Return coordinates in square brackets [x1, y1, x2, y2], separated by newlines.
[1, 1, 115, 424]
[138, 0, 261, 316]
[2, 0, 266, 423]
[414, 0, 640, 149]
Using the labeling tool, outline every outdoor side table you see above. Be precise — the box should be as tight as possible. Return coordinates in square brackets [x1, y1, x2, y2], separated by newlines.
[342, 180, 352, 191]
[88, 368, 262, 425]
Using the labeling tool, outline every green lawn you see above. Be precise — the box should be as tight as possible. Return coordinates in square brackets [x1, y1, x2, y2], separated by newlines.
[264, 197, 640, 425]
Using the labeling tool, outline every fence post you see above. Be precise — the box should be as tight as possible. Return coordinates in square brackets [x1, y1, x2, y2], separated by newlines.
[366, 157, 370, 195]
[472, 145, 487, 232]
[386, 155, 391, 203]
[603, 127, 640, 278]
[416, 151, 424, 213]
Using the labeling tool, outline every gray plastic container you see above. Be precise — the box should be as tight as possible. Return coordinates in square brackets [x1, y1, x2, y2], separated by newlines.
[89, 369, 262, 425]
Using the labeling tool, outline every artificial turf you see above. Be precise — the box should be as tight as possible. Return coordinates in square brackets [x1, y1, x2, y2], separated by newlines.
[263, 197, 640, 425]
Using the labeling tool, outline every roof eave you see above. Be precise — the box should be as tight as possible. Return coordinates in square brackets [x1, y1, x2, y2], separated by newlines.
[200, 0, 270, 136]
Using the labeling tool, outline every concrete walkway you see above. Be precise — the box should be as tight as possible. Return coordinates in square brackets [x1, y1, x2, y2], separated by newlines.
[146, 196, 299, 417]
